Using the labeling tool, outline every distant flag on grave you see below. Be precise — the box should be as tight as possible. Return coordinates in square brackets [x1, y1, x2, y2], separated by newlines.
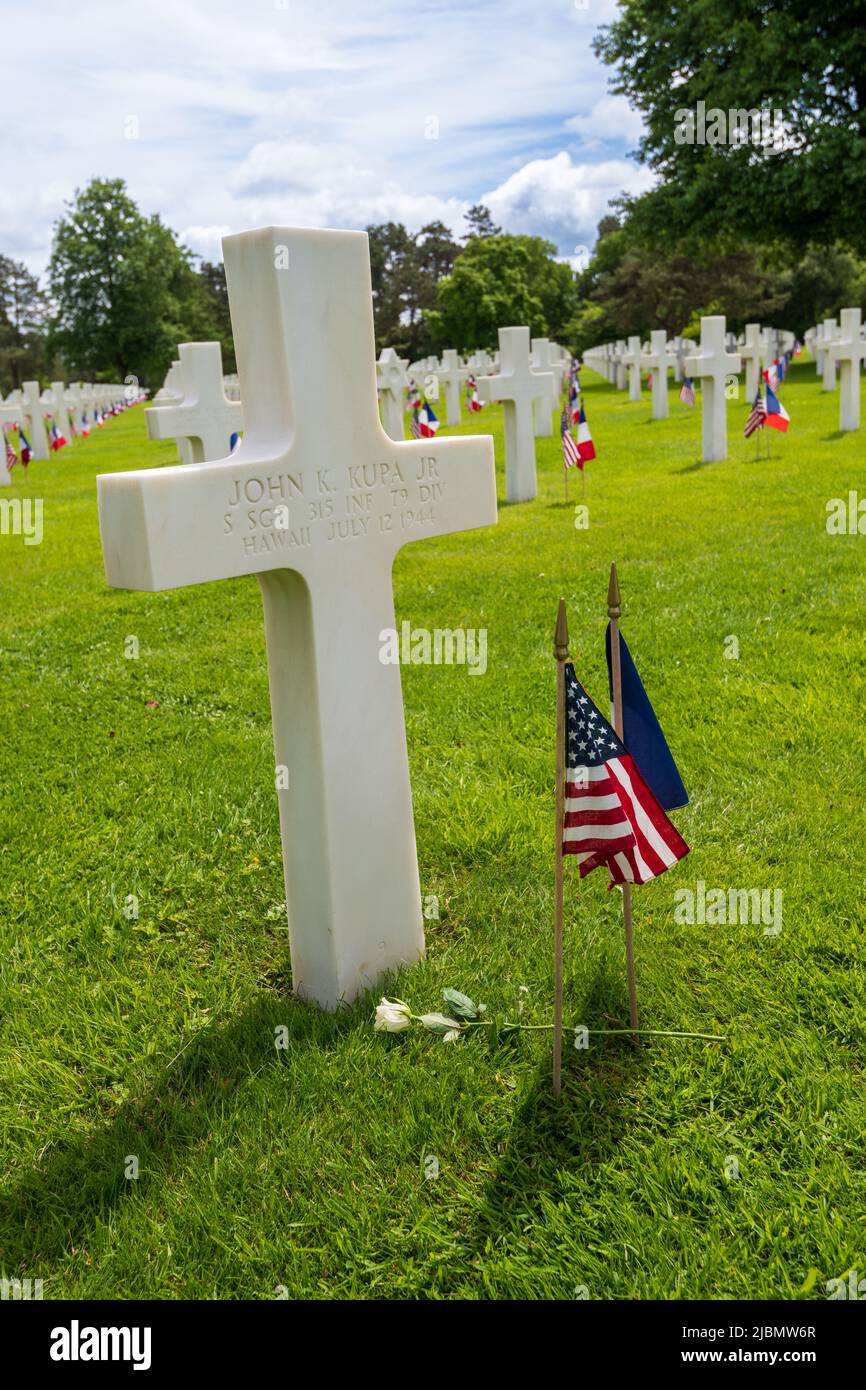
[49, 417, 67, 451]
[465, 375, 483, 412]
[569, 381, 580, 424]
[4, 428, 18, 472]
[561, 663, 690, 886]
[679, 377, 695, 407]
[561, 404, 581, 470]
[405, 381, 420, 414]
[794, 340, 802, 357]
[743, 389, 766, 438]
[417, 398, 439, 438]
[18, 424, 32, 465]
[775, 356, 785, 382]
[764, 384, 790, 432]
[80, 413, 90, 437]
[604, 626, 689, 811]
[763, 361, 780, 390]
[576, 404, 596, 465]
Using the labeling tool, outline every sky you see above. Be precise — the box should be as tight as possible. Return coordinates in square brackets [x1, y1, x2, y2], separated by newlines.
[1, 0, 652, 277]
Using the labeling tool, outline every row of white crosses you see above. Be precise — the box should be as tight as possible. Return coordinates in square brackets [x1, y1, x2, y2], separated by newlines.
[0, 380, 127, 484]
[374, 339, 567, 449]
[98, 225, 497, 1010]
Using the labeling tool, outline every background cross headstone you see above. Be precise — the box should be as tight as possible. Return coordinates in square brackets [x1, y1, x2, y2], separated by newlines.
[826, 308, 866, 431]
[477, 326, 554, 502]
[684, 316, 741, 462]
[821, 317, 838, 391]
[20, 382, 51, 460]
[146, 342, 242, 462]
[530, 337, 561, 437]
[740, 324, 764, 400]
[641, 330, 675, 420]
[98, 224, 497, 1010]
[376, 348, 407, 440]
[434, 348, 468, 427]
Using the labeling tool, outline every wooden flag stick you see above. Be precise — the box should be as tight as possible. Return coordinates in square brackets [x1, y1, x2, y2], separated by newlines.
[553, 597, 569, 1095]
[607, 563, 639, 1043]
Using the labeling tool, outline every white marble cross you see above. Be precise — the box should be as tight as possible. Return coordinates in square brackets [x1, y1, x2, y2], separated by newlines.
[623, 336, 642, 401]
[98, 225, 497, 1011]
[684, 316, 741, 461]
[530, 337, 561, 437]
[434, 348, 468, 427]
[477, 326, 554, 501]
[49, 381, 74, 441]
[640, 330, 675, 419]
[614, 341, 627, 390]
[376, 348, 408, 441]
[146, 342, 242, 462]
[821, 318, 838, 391]
[739, 324, 764, 400]
[469, 349, 492, 375]
[20, 381, 51, 460]
[826, 308, 866, 431]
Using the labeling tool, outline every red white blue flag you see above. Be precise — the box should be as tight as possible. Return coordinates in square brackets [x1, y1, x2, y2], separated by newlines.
[561, 664, 690, 886]
[576, 405, 595, 464]
[764, 384, 790, 432]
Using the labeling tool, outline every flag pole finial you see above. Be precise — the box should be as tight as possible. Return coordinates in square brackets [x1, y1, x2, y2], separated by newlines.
[554, 597, 569, 661]
[607, 562, 621, 620]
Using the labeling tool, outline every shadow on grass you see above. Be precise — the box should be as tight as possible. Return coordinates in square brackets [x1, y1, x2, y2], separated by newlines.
[441, 962, 649, 1295]
[672, 457, 724, 475]
[0, 993, 351, 1275]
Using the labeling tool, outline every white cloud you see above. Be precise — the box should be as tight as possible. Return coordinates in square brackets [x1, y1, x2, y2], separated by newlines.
[564, 95, 646, 147]
[483, 152, 654, 250]
[1, 0, 652, 274]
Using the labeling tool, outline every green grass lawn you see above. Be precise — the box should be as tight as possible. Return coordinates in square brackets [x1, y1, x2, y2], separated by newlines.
[1, 360, 864, 1300]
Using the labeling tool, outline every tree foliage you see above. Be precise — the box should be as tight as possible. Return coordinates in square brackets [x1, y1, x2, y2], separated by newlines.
[425, 234, 577, 352]
[47, 178, 229, 385]
[595, 0, 866, 253]
[0, 255, 48, 389]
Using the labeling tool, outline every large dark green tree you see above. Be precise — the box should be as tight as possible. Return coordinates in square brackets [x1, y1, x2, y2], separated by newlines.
[0, 255, 47, 389]
[595, 0, 866, 252]
[48, 178, 225, 384]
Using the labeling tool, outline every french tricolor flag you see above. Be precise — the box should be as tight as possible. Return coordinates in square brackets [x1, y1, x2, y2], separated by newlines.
[764, 385, 790, 433]
[576, 405, 596, 464]
[418, 400, 439, 438]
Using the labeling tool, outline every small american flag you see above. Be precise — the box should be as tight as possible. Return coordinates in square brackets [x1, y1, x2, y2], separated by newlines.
[409, 409, 422, 440]
[562, 664, 689, 886]
[743, 390, 766, 438]
[679, 377, 695, 407]
[4, 432, 18, 472]
[561, 404, 580, 469]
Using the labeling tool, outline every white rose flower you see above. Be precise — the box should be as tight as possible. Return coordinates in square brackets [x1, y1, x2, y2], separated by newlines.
[374, 998, 412, 1032]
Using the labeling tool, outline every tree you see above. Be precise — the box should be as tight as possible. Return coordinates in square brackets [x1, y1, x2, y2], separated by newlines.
[462, 204, 501, 241]
[198, 260, 236, 373]
[773, 245, 866, 329]
[573, 236, 787, 344]
[595, 0, 866, 253]
[48, 178, 225, 384]
[0, 256, 47, 389]
[367, 221, 417, 355]
[426, 234, 577, 351]
[366, 220, 461, 358]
